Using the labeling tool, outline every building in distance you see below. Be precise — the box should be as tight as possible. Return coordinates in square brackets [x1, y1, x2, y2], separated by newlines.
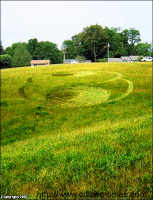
[64, 59, 91, 64]
[31, 60, 50, 66]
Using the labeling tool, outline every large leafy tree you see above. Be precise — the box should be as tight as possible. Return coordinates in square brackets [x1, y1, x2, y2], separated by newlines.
[12, 44, 31, 67]
[12, 42, 28, 51]
[72, 24, 108, 62]
[135, 42, 152, 56]
[5, 42, 28, 58]
[120, 29, 130, 55]
[120, 28, 141, 55]
[4, 47, 14, 57]
[104, 27, 126, 57]
[128, 28, 141, 45]
[28, 38, 38, 59]
[82, 24, 108, 62]
[61, 40, 77, 59]
[127, 28, 141, 55]
[72, 33, 87, 58]
[34, 41, 62, 64]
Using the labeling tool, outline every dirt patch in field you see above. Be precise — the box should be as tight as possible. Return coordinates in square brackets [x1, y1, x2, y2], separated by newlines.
[46, 89, 78, 104]
[19, 86, 27, 98]
[52, 72, 74, 76]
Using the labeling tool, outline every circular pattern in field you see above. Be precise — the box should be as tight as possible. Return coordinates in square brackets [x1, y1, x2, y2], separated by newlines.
[46, 89, 77, 103]
[52, 72, 74, 76]
[74, 71, 96, 76]
[52, 71, 96, 77]
[66, 86, 111, 107]
[19, 70, 134, 108]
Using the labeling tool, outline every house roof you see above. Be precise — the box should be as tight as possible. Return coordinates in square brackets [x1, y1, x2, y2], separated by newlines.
[130, 56, 140, 61]
[65, 59, 76, 63]
[65, 59, 91, 63]
[108, 58, 123, 62]
[84, 60, 91, 63]
[121, 56, 132, 61]
[31, 60, 50, 65]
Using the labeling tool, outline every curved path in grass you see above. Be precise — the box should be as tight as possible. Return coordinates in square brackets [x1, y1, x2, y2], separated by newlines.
[99, 71, 134, 103]
[68, 71, 134, 106]
[19, 71, 134, 107]
[107, 78, 134, 103]
[101, 71, 122, 83]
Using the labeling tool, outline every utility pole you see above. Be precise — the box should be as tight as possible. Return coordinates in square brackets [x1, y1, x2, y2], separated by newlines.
[63, 51, 66, 64]
[107, 43, 110, 61]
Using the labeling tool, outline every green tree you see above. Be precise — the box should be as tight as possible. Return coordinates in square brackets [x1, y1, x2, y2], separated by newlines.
[72, 33, 87, 58]
[4, 47, 14, 57]
[4, 42, 28, 58]
[0, 54, 12, 69]
[34, 41, 62, 64]
[0, 41, 5, 55]
[120, 28, 141, 55]
[128, 28, 141, 45]
[81, 24, 108, 62]
[127, 28, 141, 55]
[72, 24, 108, 62]
[12, 44, 31, 67]
[61, 40, 77, 59]
[12, 42, 28, 51]
[28, 38, 38, 59]
[135, 42, 152, 56]
[105, 27, 126, 57]
[120, 29, 130, 55]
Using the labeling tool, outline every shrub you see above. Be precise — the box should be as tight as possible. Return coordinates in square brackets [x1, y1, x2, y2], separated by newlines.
[75, 55, 86, 63]
[0, 54, 12, 69]
[97, 58, 107, 62]
[137, 56, 143, 61]
[12, 44, 31, 67]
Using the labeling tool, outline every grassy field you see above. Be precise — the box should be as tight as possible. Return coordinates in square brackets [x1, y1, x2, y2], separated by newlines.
[1, 62, 152, 199]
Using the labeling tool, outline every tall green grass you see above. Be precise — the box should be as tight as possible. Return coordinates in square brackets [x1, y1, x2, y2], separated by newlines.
[1, 62, 152, 199]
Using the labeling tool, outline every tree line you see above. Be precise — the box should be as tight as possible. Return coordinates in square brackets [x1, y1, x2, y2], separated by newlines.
[0, 24, 152, 68]
[0, 40, 62, 69]
[62, 25, 152, 62]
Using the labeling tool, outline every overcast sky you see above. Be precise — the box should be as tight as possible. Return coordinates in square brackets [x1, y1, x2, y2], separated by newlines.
[1, 1, 152, 49]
